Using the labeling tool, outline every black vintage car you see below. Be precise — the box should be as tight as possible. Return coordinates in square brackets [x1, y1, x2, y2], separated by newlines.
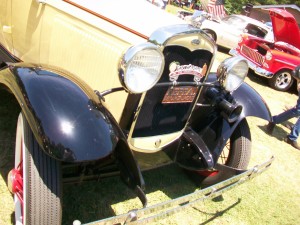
[0, 0, 272, 224]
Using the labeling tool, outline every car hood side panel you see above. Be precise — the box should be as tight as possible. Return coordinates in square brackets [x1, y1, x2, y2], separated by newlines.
[65, 0, 186, 38]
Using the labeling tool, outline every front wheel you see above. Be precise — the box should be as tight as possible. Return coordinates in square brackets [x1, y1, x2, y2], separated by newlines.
[8, 113, 62, 225]
[219, 119, 251, 169]
[186, 119, 251, 186]
[268, 69, 294, 92]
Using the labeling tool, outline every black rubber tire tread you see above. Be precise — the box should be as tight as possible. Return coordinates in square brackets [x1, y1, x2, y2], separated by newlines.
[226, 119, 251, 169]
[268, 69, 294, 92]
[22, 114, 62, 225]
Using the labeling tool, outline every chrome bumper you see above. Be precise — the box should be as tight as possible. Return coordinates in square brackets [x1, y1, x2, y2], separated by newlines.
[229, 49, 273, 78]
[76, 156, 274, 225]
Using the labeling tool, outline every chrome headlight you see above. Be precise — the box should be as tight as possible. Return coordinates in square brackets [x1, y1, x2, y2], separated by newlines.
[118, 43, 165, 94]
[265, 51, 272, 60]
[217, 57, 248, 92]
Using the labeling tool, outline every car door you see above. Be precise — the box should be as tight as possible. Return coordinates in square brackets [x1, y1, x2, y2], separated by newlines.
[11, 0, 43, 62]
[0, 0, 13, 53]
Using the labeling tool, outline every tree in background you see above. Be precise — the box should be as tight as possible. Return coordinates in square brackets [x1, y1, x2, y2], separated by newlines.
[224, 0, 300, 14]
[166, 0, 300, 14]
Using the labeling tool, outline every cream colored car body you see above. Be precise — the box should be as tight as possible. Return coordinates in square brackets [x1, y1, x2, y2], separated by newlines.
[0, 0, 185, 121]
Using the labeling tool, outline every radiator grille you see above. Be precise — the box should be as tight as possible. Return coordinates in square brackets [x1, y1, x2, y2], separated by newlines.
[132, 76, 196, 137]
[241, 45, 264, 66]
[132, 51, 212, 138]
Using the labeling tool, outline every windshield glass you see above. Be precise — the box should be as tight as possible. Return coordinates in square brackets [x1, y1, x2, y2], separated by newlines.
[222, 16, 246, 30]
[245, 23, 268, 38]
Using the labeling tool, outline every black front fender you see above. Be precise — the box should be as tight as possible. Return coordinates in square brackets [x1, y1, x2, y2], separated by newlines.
[232, 82, 272, 122]
[186, 74, 272, 167]
[0, 63, 123, 162]
[207, 73, 272, 122]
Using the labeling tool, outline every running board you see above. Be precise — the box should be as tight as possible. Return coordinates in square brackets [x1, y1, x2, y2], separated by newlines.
[74, 156, 274, 225]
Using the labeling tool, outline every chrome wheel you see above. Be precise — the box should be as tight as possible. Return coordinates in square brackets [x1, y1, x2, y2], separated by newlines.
[269, 70, 294, 92]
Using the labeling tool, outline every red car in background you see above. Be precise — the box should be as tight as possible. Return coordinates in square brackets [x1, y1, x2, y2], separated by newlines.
[230, 8, 300, 92]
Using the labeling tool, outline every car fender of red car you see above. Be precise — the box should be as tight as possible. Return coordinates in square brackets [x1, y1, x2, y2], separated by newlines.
[266, 48, 300, 74]
[236, 34, 300, 75]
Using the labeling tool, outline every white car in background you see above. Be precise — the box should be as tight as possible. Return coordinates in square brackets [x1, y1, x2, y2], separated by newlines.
[146, 0, 166, 9]
[191, 13, 274, 50]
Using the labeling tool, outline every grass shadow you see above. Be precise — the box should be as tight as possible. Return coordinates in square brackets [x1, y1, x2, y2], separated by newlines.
[197, 198, 242, 225]
[0, 86, 20, 225]
[258, 124, 291, 142]
[247, 70, 298, 95]
[62, 176, 138, 224]
[0, 87, 20, 185]
[63, 149, 227, 224]
[62, 162, 200, 224]
[247, 70, 269, 87]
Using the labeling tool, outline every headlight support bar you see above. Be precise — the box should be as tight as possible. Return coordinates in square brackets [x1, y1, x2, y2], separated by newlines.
[95, 82, 218, 101]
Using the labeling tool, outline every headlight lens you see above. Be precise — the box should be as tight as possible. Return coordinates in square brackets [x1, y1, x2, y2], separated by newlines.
[265, 51, 272, 60]
[119, 43, 164, 93]
[217, 57, 248, 92]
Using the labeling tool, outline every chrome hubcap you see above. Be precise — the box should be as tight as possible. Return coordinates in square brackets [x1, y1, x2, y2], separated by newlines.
[276, 72, 291, 89]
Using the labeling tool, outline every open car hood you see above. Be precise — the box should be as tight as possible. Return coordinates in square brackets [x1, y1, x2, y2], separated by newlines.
[269, 8, 300, 49]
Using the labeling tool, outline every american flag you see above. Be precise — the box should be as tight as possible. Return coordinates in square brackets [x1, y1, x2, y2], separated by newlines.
[201, 0, 226, 19]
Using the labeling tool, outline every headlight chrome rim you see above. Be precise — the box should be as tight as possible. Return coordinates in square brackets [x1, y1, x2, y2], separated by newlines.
[119, 43, 165, 94]
[265, 51, 272, 61]
[217, 56, 249, 92]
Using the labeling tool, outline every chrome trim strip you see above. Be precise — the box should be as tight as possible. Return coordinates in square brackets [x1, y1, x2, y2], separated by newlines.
[149, 24, 216, 54]
[274, 58, 296, 68]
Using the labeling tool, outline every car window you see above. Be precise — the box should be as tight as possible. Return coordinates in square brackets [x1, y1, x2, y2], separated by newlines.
[245, 23, 268, 38]
[223, 16, 245, 24]
[222, 16, 246, 30]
